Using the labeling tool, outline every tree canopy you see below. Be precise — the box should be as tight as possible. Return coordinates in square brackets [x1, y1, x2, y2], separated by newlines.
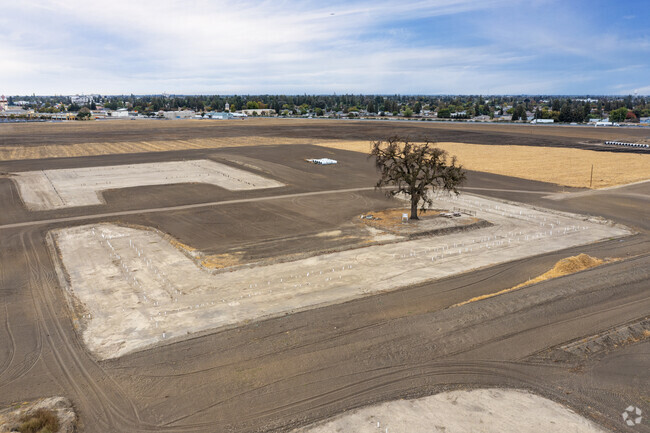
[609, 107, 628, 123]
[76, 106, 91, 120]
[370, 137, 466, 220]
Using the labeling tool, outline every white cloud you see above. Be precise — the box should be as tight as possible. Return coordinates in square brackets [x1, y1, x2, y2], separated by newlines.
[0, 0, 648, 94]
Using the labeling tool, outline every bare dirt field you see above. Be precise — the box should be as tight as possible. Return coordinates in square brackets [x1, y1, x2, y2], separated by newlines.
[1, 118, 649, 151]
[0, 125, 648, 433]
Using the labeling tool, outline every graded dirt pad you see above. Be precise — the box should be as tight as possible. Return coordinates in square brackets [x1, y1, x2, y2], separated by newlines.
[293, 389, 608, 433]
[12, 159, 284, 210]
[51, 193, 628, 359]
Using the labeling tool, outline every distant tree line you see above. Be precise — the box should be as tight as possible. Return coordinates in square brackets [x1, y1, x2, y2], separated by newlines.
[6, 94, 650, 122]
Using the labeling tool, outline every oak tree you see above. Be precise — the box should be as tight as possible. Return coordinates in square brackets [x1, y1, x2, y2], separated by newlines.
[370, 137, 466, 220]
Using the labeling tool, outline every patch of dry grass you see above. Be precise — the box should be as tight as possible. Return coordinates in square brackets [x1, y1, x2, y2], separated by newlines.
[0, 136, 310, 161]
[318, 140, 650, 189]
[453, 254, 610, 307]
[358, 208, 440, 231]
[166, 234, 242, 269]
[169, 238, 197, 252]
[18, 408, 59, 433]
[200, 252, 243, 269]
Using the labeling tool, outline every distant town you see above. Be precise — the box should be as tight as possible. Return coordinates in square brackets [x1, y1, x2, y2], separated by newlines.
[1, 93, 649, 126]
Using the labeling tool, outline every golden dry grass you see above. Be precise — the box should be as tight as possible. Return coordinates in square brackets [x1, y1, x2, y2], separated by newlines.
[318, 140, 650, 189]
[358, 208, 440, 231]
[200, 252, 243, 269]
[453, 254, 609, 307]
[166, 234, 241, 269]
[168, 238, 197, 252]
[0, 136, 311, 161]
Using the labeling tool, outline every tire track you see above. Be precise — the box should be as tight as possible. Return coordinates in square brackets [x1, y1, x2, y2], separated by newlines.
[0, 231, 43, 388]
[18, 228, 157, 432]
[0, 304, 16, 378]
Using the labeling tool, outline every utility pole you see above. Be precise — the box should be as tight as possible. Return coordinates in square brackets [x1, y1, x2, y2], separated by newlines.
[589, 164, 594, 188]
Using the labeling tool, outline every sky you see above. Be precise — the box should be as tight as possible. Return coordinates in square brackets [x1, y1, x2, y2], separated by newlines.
[1, 0, 649, 95]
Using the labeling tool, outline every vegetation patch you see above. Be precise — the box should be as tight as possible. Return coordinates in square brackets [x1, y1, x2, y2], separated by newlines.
[200, 252, 243, 269]
[18, 409, 59, 433]
[0, 397, 75, 433]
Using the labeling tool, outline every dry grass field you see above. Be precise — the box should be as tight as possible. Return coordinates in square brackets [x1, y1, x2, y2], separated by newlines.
[318, 140, 650, 189]
[0, 136, 310, 161]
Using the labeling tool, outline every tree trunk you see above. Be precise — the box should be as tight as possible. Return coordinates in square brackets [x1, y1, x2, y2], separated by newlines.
[410, 195, 419, 220]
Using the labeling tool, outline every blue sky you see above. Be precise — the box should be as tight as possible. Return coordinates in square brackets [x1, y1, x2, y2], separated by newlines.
[1, 0, 648, 95]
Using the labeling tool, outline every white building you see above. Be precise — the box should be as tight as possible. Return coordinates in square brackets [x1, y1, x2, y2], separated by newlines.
[206, 112, 233, 119]
[162, 110, 195, 119]
[240, 109, 276, 116]
[110, 108, 130, 118]
[70, 94, 98, 105]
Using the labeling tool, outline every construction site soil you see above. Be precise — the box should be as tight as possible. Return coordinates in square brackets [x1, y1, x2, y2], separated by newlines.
[1, 118, 649, 153]
[0, 123, 648, 432]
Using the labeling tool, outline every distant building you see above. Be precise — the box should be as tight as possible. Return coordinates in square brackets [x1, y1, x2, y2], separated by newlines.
[162, 110, 195, 120]
[70, 94, 98, 105]
[51, 112, 77, 120]
[110, 108, 130, 118]
[206, 112, 233, 119]
[530, 119, 554, 124]
[91, 110, 108, 119]
[240, 108, 276, 116]
[0, 95, 7, 111]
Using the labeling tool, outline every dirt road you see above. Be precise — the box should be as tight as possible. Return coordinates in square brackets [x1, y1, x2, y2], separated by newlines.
[0, 143, 648, 432]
